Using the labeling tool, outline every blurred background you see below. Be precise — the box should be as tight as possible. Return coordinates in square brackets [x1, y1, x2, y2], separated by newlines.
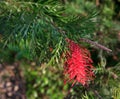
[0, 0, 120, 99]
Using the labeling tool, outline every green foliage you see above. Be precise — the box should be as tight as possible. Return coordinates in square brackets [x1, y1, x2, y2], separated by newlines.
[112, 87, 120, 99]
[24, 63, 68, 99]
[0, 0, 97, 65]
[0, 44, 32, 63]
[0, 0, 120, 99]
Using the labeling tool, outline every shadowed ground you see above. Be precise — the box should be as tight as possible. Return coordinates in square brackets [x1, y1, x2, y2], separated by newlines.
[0, 63, 26, 99]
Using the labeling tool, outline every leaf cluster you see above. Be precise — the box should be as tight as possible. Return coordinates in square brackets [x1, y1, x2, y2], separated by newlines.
[0, 0, 97, 64]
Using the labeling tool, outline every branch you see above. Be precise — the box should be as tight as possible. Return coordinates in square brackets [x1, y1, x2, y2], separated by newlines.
[80, 38, 112, 52]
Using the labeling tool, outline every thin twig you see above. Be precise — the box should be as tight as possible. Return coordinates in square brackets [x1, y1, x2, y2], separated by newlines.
[93, 90, 102, 99]
[80, 38, 112, 52]
[46, 19, 112, 53]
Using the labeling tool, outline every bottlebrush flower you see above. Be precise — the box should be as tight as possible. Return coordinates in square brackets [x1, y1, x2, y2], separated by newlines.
[64, 38, 95, 86]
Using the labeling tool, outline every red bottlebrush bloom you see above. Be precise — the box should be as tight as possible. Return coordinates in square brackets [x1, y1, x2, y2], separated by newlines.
[64, 38, 95, 86]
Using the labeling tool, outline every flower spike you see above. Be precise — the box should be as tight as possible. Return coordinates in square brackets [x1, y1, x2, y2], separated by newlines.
[64, 38, 95, 86]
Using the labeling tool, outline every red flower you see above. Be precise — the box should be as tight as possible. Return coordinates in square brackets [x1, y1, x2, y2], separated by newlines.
[64, 38, 95, 86]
